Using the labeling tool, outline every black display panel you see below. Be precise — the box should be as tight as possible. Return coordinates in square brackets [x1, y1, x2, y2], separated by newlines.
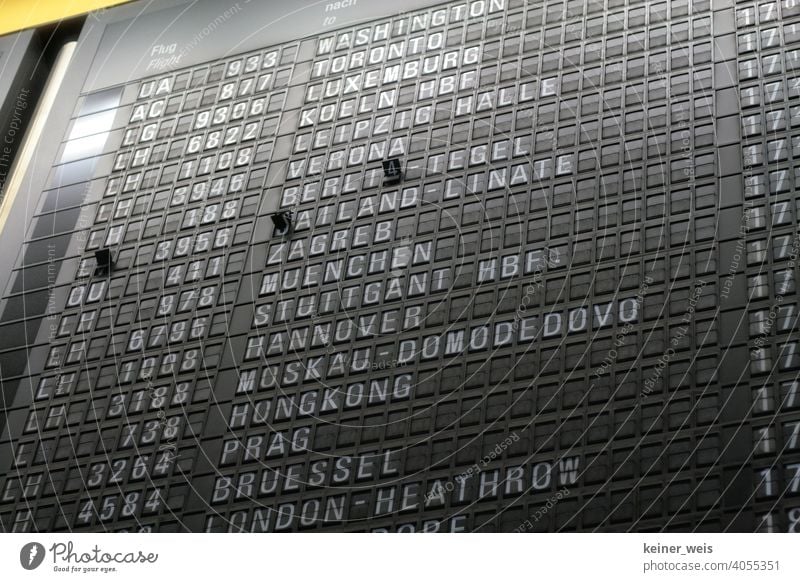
[0, 0, 798, 534]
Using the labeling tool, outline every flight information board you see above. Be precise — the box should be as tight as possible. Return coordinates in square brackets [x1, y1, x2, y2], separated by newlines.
[0, 0, 799, 533]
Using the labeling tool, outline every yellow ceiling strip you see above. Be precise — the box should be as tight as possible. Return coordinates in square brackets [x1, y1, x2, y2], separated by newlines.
[0, 0, 131, 36]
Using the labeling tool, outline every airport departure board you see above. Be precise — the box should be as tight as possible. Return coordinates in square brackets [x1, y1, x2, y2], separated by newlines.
[0, 0, 799, 533]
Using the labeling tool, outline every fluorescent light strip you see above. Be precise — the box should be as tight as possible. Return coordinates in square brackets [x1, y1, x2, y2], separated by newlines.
[0, 41, 77, 236]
